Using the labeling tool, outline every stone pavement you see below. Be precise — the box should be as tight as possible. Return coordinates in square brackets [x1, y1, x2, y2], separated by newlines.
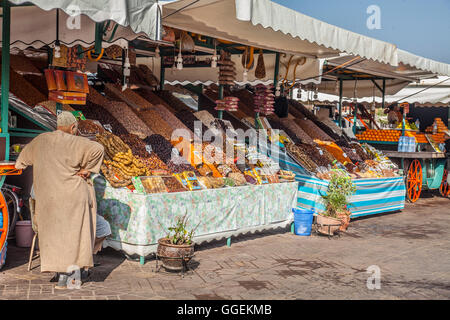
[1, 192, 449, 300]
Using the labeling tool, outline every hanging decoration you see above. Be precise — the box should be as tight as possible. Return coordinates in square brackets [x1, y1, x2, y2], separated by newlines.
[211, 40, 218, 68]
[218, 50, 236, 86]
[254, 84, 275, 115]
[255, 49, 266, 79]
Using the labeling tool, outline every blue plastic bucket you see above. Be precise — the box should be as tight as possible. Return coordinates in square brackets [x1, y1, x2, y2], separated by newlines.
[292, 208, 314, 236]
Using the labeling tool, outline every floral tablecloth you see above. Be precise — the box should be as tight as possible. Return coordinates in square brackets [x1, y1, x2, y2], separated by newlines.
[93, 175, 298, 257]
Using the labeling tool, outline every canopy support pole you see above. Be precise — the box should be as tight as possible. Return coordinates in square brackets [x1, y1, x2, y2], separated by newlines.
[218, 85, 224, 120]
[1, 0, 10, 139]
[94, 22, 104, 55]
[353, 104, 357, 135]
[382, 78, 386, 110]
[1, 0, 11, 189]
[160, 56, 165, 90]
[338, 79, 343, 128]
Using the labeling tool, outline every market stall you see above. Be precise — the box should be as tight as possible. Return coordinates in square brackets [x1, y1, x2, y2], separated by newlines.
[2, 0, 450, 272]
[356, 104, 449, 202]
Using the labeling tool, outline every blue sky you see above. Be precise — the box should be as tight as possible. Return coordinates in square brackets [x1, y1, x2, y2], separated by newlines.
[272, 0, 450, 64]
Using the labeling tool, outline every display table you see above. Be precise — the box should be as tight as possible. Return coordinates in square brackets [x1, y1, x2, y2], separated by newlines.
[296, 174, 406, 218]
[271, 146, 406, 217]
[93, 176, 298, 259]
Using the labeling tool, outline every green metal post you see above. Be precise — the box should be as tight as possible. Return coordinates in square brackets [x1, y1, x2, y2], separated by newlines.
[353, 104, 357, 135]
[402, 113, 406, 137]
[160, 56, 165, 90]
[140, 256, 145, 265]
[338, 79, 343, 128]
[291, 222, 295, 234]
[218, 85, 224, 120]
[1, 0, 10, 138]
[0, 1, 11, 189]
[274, 53, 280, 88]
[94, 22, 104, 55]
[227, 237, 231, 247]
[56, 103, 63, 115]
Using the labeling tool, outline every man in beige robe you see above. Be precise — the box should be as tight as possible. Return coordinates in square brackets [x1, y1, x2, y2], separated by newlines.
[15, 111, 104, 289]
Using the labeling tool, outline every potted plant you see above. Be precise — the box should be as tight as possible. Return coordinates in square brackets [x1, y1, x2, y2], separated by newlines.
[318, 171, 356, 235]
[157, 214, 200, 271]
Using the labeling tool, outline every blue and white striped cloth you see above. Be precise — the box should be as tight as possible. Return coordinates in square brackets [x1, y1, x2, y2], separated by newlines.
[261, 143, 406, 218]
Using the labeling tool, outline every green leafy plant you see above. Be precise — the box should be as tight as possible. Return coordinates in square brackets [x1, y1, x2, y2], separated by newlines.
[166, 214, 200, 245]
[321, 171, 356, 218]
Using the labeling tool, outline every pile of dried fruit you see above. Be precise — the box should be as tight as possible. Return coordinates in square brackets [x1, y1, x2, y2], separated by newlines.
[136, 108, 174, 141]
[138, 64, 159, 87]
[294, 118, 333, 142]
[279, 119, 315, 145]
[144, 134, 174, 163]
[138, 153, 170, 172]
[166, 160, 199, 175]
[1, 68, 47, 107]
[341, 147, 363, 163]
[78, 120, 105, 136]
[119, 134, 150, 158]
[97, 133, 148, 187]
[175, 110, 209, 137]
[156, 90, 192, 113]
[285, 141, 318, 173]
[162, 176, 186, 193]
[100, 100, 153, 139]
[76, 101, 128, 136]
[289, 99, 341, 141]
[350, 142, 371, 161]
[297, 144, 331, 167]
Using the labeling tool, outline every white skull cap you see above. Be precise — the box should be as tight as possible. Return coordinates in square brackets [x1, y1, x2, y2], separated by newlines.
[57, 111, 77, 127]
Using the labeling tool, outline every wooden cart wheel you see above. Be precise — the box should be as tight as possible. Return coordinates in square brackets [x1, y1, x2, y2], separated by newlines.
[0, 191, 8, 253]
[440, 170, 450, 198]
[407, 159, 423, 203]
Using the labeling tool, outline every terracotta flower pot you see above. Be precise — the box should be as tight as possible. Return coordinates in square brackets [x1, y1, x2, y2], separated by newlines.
[316, 214, 341, 236]
[336, 211, 351, 231]
[157, 238, 195, 271]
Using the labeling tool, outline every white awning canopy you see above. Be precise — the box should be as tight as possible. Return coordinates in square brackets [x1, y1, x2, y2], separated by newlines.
[162, 0, 398, 64]
[297, 77, 450, 107]
[2, 0, 161, 49]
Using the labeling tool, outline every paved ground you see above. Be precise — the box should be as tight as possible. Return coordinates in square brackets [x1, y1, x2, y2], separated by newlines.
[1, 192, 449, 300]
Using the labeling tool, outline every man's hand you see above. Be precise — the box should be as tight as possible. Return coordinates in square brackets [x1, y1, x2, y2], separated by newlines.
[76, 169, 91, 180]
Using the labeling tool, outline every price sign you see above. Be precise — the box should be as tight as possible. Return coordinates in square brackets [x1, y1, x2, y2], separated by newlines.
[172, 148, 180, 157]
[145, 145, 152, 153]
[103, 124, 112, 133]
